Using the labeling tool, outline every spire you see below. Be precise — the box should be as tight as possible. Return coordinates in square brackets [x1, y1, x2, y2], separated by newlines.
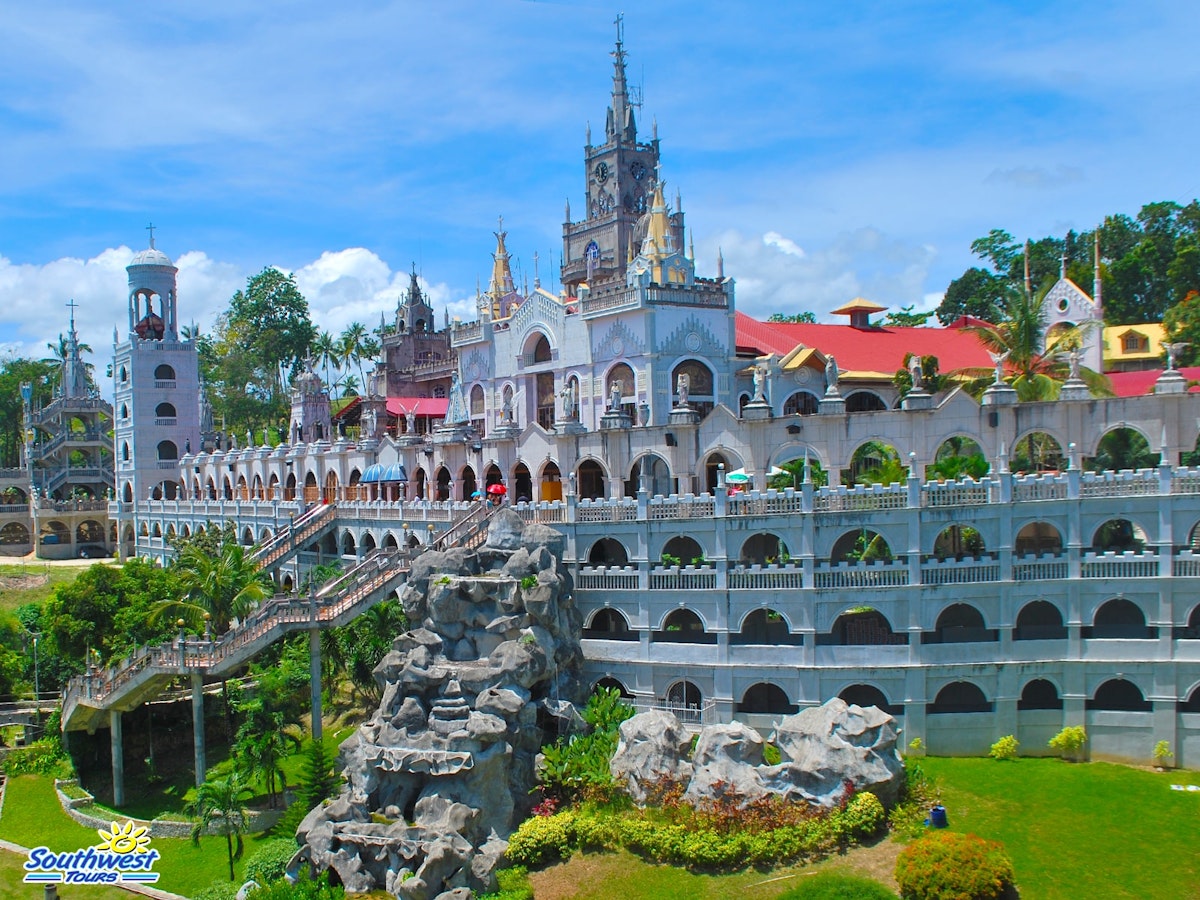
[717, 247, 725, 279]
[489, 218, 515, 297]
[1093, 229, 1103, 314]
[564, 197, 571, 222]
[1060, 246, 1068, 280]
[533, 250, 541, 289]
[407, 262, 422, 306]
[675, 186, 682, 214]
[652, 115, 658, 141]
[61, 299, 88, 399]
[586, 121, 591, 146]
[688, 231, 694, 262]
[606, 14, 636, 144]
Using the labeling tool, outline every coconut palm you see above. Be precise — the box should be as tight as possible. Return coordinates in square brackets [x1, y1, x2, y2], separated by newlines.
[339, 322, 368, 391]
[311, 330, 339, 392]
[186, 771, 252, 881]
[161, 541, 269, 633]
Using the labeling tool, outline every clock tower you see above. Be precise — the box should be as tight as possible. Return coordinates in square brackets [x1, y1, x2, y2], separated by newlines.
[561, 21, 685, 295]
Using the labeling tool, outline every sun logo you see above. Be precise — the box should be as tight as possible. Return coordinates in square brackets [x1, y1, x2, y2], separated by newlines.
[95, 821, 152, 855]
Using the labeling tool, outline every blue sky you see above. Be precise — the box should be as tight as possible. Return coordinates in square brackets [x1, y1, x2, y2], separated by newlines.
[2, 0, 1198, 367]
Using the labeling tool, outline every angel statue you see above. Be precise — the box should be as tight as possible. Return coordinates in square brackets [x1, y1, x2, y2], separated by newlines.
[988, 349, 1011, 385]
[1165, 342, 1190, 372]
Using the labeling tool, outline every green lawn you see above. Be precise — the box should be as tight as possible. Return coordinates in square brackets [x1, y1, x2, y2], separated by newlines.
[0, 773, 249, 898]
[0, 847, 134, 900]
[0, 562, 102, 613]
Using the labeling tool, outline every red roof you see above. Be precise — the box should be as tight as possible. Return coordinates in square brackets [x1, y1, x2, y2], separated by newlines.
[386, 397, 450, 417]
[1105, 368, 1200, 398]
[734, 312, 993, 375]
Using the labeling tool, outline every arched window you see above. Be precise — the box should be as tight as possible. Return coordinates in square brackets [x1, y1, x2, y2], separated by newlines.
[737, 683, 796, 715]
[783, 391, 819, 416]
[671, 359, 715, 418]
[820, 608, 904, 646]
[588, 538, 628, 566]
[594, 677, 633, 698]
[155, 402, 177, 419]
[733, 609, 799, 645]
[1086, 598, 1154, 639]
[154, 364, 176, 381]
[585, 608, 636, 641]
[629, 454, 673, 498]
[927, 603, 994, 643]
[656, 609, 713, 644]
[1088, 678, 1151, 712]
[605, 363, 636, 421]
[1015, 522, 1063, 556]
[156, 440, 178, 461]
[845, 391, 886, 413]
[1018, 679, 1062, 710]
[928, 681, 991, 714]
[577, 460, 606, 500]
[839, 684, 903, 716]
[531, 334, 552, 363]
[1014, 601, 1067, 640]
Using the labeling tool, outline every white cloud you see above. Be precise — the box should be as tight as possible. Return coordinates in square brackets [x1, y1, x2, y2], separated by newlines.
[762, 232, 806, 258]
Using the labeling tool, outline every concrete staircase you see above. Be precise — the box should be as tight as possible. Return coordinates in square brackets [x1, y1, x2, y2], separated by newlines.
[61, 502, 494, 734]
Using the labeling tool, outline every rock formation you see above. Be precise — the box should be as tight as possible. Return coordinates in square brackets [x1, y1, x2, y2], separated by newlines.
[295, 510, 583, 899]
[611, 698, 904, 808]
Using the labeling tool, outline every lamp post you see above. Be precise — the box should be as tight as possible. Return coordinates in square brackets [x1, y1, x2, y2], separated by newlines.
[24, 629, 42, 731]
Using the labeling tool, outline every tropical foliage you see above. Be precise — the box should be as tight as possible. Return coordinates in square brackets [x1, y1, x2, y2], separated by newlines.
[160, 540, 270, 633]
[538, 687, 635, 803]
[187, 771, 253, 881]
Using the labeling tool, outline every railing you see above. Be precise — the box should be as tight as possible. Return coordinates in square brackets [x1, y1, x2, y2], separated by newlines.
[646, 699, 718, 727]
[922, 478, 994, 507]
[1013, 554, 1070, 582]
[1011, 473, 1068, 502]
[649, 495, 715, 520]
[648, 565, 717, 591]
[1173, 551, 1200, 577]
[728, 492, 806, 516]
[813, 559, 909, 589]
[1080, 550, 1159, 579]
[921, 555, 1000, 585]
[251, 503, 336, 570]
[728, 564, 804, 590]
[576, 566, 639, 590]
[813, 483, 907, 512]
[576, 499, 637, 522]
[1079, 469, 1159, 498]
[449, 321, 484, 346]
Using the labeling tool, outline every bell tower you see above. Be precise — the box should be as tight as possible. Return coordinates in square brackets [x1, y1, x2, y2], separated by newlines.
[561, 18, 683, 296]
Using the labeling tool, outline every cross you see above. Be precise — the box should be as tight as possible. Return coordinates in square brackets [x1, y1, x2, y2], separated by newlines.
[1060, 249, 1068, 279]
[65, 298, 78, 330]
[146, 222, 156, 248]
[497, 214, 504, 234]
[615, 13, 623, 44]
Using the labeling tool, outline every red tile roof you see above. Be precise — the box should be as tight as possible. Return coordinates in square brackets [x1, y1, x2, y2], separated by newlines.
[1105, 368, 1200, 398]
[386, 397, 450, 417]
[735, 312, 994, 375]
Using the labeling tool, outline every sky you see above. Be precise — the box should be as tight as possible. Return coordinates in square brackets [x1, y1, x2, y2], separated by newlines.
[2, 0, 1199, 373]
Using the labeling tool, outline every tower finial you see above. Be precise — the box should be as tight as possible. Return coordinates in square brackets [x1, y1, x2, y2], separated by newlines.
[607, 14, 635, 143]
[717, 246, 724, 279]
[1060, 245, 1068, 280]
[533, 250, 541, 289]
[146, 221, 156, 249]
[1093, 229, 1103, 314]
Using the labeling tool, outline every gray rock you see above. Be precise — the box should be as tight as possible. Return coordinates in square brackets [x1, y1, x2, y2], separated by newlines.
[485, 509, 526, 550]
[610, 710, 694, 804]
[685, 722, 767, 805]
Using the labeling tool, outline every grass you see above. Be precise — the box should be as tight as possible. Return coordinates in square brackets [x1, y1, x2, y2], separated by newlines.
[0, 562, 101, 614]
[0, 773, 247, 897]
[525, 757, 1200, 900]
[0, 848, 133, 899]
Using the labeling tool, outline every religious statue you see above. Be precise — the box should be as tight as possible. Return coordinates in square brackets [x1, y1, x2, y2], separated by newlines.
[824, 355, 839, 394]
[1166, 342, 1190, 372]
[609, 379, 622, 412]
[560, 382, 577, 419]
[988, 349, 1011, 385]
[676, 372, 690, 407]
[752, 364, 766, 402]
[365, 407, 377, 437]
[1067, 349, 1082, 381]
[909, 355, 924, 391]
[405, 410, 416, 435]
[501, 393, 514, 424]
[246, 429, 253, 448]
[445, 371, 469, 425]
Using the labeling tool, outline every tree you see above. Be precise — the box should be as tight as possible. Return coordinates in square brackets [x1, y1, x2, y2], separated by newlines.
[1163, 290, 1200, 367]
[311, 330, 340, 393]
[0, 356, 55, 467]
[338, 322, 369, 395]
[883, 305, 932, 328]
[892, 353, 944, 399]
[162, 541, 269, 633]
[936, 267, 1003, 325]
[767, 311, 816, 323]
[187, 771, 252, 881]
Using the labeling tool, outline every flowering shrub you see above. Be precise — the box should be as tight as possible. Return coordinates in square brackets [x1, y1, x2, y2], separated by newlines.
[989, 735, 1019, 761]
[1048, 725, 1087, 761]
[505, 811, 577, 866]
[895, 831, 1015, 900]
[531, 797, 560, 817]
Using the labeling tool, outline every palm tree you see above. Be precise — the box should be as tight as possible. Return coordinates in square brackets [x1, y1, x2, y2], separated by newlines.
[235, 706, 300, 809]
[42, 334, 95, 392]
[161, 541, 269, 633]
[311, 330, 339, 392]
[187, 771, 252, 881]
[339, 322, 368, 391]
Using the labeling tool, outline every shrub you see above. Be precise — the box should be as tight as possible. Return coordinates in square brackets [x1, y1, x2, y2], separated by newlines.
[989, 735, 1019, 761]
[763, 742, 782, 765]
[194, 885, 239, 900]
[538, 687, 634, 802]
[505, 810, 577, 866]
[1153, 740, 1174, 766]
[1048, 725, 1087, 761]
[478, 865, 534, 900]
[247, 873, 344, 899]
[778, 871, 897, 899]
[889, 760, 937, 841]
[831, 791, 886, 841]
[2, 738, 67, 775]
[895, 831, 1015, 900]
[244, 837, 299, 884]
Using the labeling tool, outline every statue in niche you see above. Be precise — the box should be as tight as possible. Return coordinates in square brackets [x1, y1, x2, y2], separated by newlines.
[676, 373, 690, 407]
[609, 380, 622, 412]
[752, 364, 766, 402]
[560, 382, 577, 420]
[445, 371, 469, 425]
[501, 393, 514, 424]
[405, 410, 416, 434]
[364, 407, 377, 437]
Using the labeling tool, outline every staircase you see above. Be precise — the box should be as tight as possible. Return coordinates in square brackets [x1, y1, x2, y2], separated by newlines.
[250, 502, 338, 571]
[60, 503, 497, 734]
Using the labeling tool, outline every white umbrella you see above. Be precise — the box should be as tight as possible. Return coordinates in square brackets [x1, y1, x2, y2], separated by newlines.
[725, 471, 751, 484]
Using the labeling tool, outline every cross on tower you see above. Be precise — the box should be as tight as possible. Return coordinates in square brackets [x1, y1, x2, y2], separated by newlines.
[146, 222, 156, 248]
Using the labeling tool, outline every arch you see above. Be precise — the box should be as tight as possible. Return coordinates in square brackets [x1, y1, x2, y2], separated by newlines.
[383, 532, 398, 550]
[123, 482, 134, 502]
[251, 475, 263, 500]
[0, 522, 30, 545]
[119, 366, 128, 383]
[628, 453, 672, 497]
[1085, 426, 1159, 472]
[1091, 518, 1148, 552]
[361, 532, 378, 552]
[593, 676, 634, 698]
[845, 390, 887, 413]
[1011, 430, 1065, 474]
[181, 524, 192, 538]
[701, 450, 739, 494]
[152, 523, 162, 538]
[303, 471, 318, 504]
[733, 608, 799, 645]
[268, 473, 280, 500]
[821, 608, 904, 646]
[665, 680, 703, 710]
[527, 332, 553, 363]
[153, 363, 176, 381]
[656, 608, 714, 644]
[839, 683, 903, 715]
[661, 535, 705, 566]
[846, 440, 901, 485]
[577, 459, 607, 500]
[240, 526, 254, 546]
[932, 524, 985, 559]
[927, 436, 988, 481]
[469, 384, 485, 419]
[121, 442, 130, 462]
[222, 476, 233, 500]
[76, 520, 104, 543]
[588, 538, 629, 566]
[737, 683, 797, 715]
[155, 401, 177, 418]
[236, 475, 248, 500]
[460, 465, 477, 501]
[1182, 684, 1200, 714]
[1018, 678, 1063, 710]
[156, 440, 178, 461]
[484, 464, 504, 490]
[0, 486, 27, 504]
[671, 358, 715, 418]
[259, 527, 272, 543]
[341, 532, 357, 556]
[1015, 521, 1063, 556]
[1086, 598, 1154, 639]
[584, 608, 636, 641]
[1014, 600, 1067, 640]
[1177, 604, 1200, 639]
[604, 362, 636, 420]
[38, 521, 67, 545]
[1088, 678, 1151, 711]
[512, 463, 532, 503]
[928, 603, 995, 643]
[782, 390, 819, 417]
[539, 461, 562, 502]
[739, 532, 790, 565]
[829, 528, 892, 563]
[413, 468, 426, 500]
[928, 681, 992, 714]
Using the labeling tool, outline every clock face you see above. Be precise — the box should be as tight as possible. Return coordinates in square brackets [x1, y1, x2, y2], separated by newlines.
[631, 161, 647, 181]
[594, 161, 610, 184]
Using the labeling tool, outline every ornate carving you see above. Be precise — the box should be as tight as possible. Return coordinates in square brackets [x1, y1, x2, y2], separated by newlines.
[658, 315, 725, 358]
[594, 320, 644, 360]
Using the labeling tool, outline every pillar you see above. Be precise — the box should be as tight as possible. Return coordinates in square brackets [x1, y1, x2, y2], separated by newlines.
[191, 673, 206, 787]
[109, 709, 124, 808]
[309, 627, 323, 742]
